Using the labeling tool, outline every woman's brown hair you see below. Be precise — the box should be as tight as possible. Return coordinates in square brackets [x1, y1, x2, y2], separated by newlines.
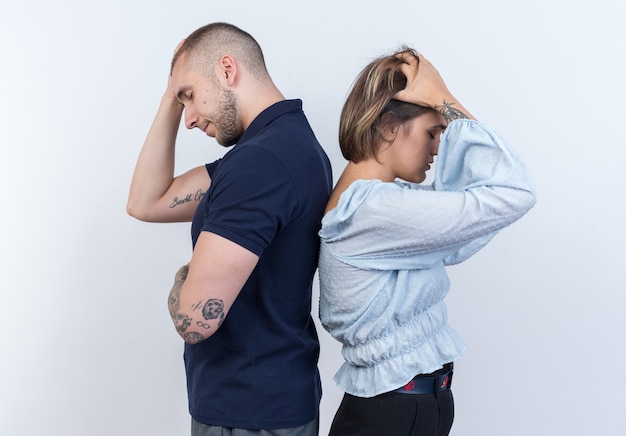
[339, 47, 433, 162]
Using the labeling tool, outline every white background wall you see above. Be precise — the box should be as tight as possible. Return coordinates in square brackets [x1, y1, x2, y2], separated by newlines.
[1, 1, 624, 435]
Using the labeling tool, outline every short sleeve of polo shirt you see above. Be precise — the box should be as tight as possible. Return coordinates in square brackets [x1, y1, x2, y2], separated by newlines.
[199, 145, 297, 257]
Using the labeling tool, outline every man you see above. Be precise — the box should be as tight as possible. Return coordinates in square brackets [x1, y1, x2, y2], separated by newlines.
[127, 22, 332, 435]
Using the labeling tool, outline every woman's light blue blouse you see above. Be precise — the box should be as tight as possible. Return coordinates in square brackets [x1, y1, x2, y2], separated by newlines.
[318, 119, 536, 398]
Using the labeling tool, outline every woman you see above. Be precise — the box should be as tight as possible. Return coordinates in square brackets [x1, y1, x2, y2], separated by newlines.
[318, 48, 536, 435]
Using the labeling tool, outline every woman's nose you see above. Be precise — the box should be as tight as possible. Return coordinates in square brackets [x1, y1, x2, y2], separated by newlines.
[433, 135, 442, 155]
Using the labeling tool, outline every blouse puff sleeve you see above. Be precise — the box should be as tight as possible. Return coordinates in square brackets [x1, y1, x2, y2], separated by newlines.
[319, 119, 537, 270]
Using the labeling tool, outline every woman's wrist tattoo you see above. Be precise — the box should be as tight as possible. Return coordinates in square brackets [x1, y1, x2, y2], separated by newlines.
[434, 99, 468, 123]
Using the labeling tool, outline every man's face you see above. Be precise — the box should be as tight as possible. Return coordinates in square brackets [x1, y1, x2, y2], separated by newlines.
[171, 54, 244, 147]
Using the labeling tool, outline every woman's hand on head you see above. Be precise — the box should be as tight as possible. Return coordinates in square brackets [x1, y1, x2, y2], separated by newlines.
[394, 52, 452, 109]
[394, 52, 475, 122]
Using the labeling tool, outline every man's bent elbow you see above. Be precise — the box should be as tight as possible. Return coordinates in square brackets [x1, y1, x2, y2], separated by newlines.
[180, 327, 217, 345]
[126, 201, 155, 222]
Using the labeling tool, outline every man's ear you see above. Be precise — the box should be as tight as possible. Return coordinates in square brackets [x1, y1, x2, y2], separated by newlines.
[219, 55, 236, 85]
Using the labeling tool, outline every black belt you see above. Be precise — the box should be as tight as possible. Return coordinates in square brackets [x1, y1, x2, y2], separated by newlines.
[393, 363, 453, 395]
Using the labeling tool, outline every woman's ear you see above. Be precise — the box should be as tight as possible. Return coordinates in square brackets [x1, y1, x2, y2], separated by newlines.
[378, 112, 398, 144]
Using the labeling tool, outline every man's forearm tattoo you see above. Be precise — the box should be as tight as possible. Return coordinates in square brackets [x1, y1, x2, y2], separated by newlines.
[202, 299, 225, 325]
[167, 265, 188, 322]
[167, 265, 226, 344]
[168, 265, 205, 344]
[434, 99, 468, 123]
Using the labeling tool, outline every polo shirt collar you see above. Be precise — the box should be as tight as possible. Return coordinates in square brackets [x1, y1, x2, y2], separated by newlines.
[237, 99, 302, 145]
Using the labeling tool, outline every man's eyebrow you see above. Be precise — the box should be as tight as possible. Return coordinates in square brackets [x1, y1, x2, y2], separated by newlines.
[176, 86, 191, 102]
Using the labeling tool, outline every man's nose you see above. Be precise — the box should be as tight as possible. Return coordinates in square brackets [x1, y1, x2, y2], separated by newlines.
[184, 108, 198, 129]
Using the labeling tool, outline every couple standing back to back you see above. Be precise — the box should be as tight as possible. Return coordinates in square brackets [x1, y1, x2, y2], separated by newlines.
[127, 22, 536, 436]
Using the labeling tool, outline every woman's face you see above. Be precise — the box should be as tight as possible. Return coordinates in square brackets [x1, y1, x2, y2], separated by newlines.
[387, 111, 447, 183]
